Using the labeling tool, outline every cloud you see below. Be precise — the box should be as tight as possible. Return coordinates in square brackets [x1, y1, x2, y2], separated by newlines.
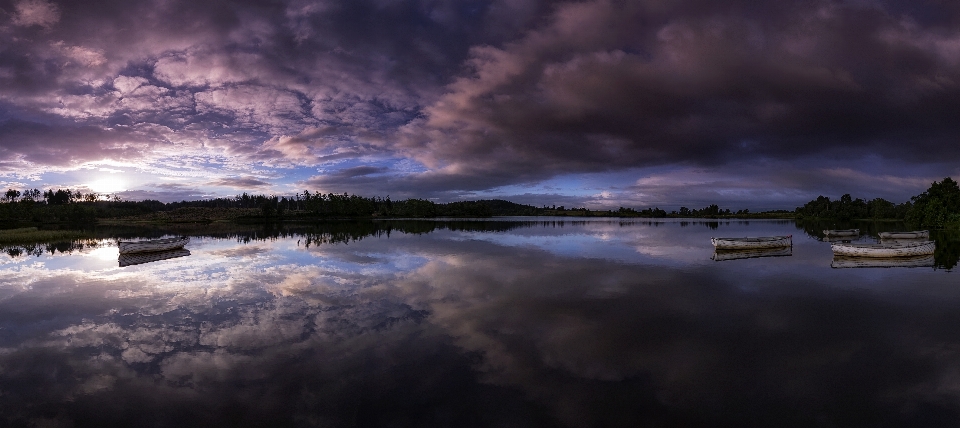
[117, 187, 209, 202]
[208, 246, 269, 258]
[194, 85, 310, 133]
[207, 176, 271, 189]
[2, 0, 960, 204]
[0, 119, 153, 167]
[394, 0, 960, 189]
[153, 50, 263, 88]
[52, 42, 107, 67]
[11, 0, 60, 28]
[112, 75, 149, 95]
[253, 129, 334, 165]
[617, 161, 950, 210]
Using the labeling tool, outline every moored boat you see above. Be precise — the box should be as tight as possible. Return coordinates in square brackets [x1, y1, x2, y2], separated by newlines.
[712, 246, 792, 261]
[823, 229, 859, 237]
[831, 254, 934, 269]
[878, 230, 929, 240]
[117, 237, 190, 254]
[830, 240, 935, 258]
[119, 249, 191, 267]
[710, 235, 792, 250]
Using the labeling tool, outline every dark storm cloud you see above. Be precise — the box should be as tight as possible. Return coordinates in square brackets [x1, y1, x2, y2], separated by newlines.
[299, 165, 533, 199]
[397, 0, 960, 186]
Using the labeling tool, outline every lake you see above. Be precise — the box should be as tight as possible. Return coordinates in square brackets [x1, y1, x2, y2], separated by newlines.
[1, 218, 959, 427]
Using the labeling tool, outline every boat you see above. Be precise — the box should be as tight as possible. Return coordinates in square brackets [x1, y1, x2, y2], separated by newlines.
[823, 229, 859, 237]
[710, 235, 792, 250]
[119, 249, 191, 267]
[878, 230, 929, 240]
[117, 237, 190, 254]
[830, 240, 935, 258]
[712, 246, 792, 261]
[831, 254, 934, 269]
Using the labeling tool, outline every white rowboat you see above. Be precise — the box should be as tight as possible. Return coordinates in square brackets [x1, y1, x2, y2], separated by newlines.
[119, 249, 190, 267]
[831, 255, 934, 269]
[711, 235, 792, 250]
[823, 229, 859, 237]
[830, 240, 935, 258]
[878, 230, 929, 240]
[712, 246, 792, 261]
[117, 237, 190, 254]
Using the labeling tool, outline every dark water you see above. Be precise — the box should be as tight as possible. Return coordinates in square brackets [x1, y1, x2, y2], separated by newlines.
[1, 218, 959, 427]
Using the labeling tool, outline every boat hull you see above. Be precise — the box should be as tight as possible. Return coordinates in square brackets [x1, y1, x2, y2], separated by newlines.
[710, 235, 792, 250]
[878, 230, 929, 240]
[117, 237, 190, 254]
[823, 229, 859, 237]
[830, 241, 935, 258]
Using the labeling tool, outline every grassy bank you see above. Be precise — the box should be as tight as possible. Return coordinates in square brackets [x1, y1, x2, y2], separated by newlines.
[0, 227, 90, 244]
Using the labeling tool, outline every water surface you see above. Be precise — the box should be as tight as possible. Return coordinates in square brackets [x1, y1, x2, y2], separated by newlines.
[1, 219, 958, 427]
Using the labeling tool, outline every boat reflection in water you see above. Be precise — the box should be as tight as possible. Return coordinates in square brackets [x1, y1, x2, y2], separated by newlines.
[823, 229, 859, 237]
[821, 235, 860, 243]
[118, 248, 191, 267]
[712, 246, 792, 261]
[831, 240, 935, 258]
[831, 254, 935, 269]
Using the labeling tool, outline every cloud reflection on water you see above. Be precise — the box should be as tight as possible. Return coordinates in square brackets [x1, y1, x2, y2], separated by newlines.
[0, 220, 958, 426]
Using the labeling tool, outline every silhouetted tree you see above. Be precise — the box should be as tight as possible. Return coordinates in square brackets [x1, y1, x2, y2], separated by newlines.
[3, 189, 19, 202]
[907, 177, 960, 228]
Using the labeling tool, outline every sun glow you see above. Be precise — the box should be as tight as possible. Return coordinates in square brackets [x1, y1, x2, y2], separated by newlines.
[87, 178, 127, 194]
[87, 246, 119, 261]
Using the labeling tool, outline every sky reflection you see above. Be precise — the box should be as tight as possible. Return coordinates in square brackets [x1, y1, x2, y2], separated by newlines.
[0, 220, 958, 426]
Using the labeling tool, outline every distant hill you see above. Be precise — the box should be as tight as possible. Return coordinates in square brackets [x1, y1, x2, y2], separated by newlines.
[474, 199, 545, 216]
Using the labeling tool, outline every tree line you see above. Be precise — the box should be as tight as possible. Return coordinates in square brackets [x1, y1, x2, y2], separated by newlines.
[0, 188, 506, 223]
[13, 178, 955, 227]
[4, 188, 120, 204]
[1, 185, 796, 225]
[795, 177, 960, 228]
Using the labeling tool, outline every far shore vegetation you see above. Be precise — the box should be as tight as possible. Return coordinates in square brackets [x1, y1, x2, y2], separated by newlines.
[0, 187, 791, 228]
[1, 177, 958, 243]
[795, 177, 960, 229]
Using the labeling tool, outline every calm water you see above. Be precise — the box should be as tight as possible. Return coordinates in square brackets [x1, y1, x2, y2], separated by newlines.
[1, 218, 959, 427]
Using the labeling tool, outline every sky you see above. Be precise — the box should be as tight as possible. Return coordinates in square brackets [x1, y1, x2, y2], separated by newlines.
[1, 0, 959, 210]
